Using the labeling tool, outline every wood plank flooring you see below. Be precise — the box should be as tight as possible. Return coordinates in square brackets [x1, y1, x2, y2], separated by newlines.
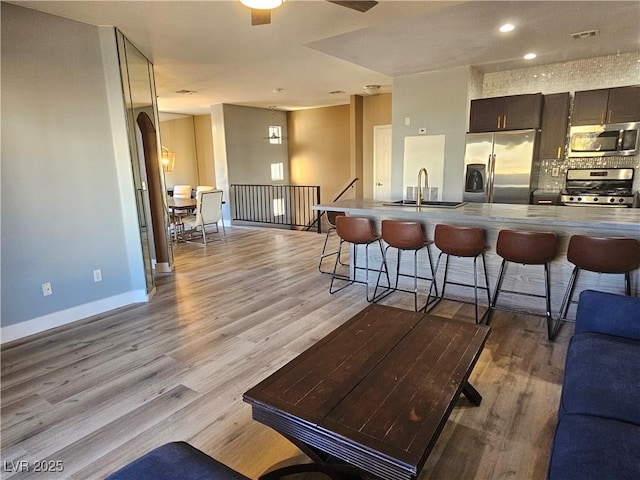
[1, 226, 572, 479]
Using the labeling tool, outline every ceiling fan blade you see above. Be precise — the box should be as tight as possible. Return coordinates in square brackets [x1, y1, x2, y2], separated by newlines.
[327, 1, 378, 13]
[251, 9, 271, 26]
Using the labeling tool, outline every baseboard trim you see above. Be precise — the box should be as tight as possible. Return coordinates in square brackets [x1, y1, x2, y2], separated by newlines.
[1, 290, 149, 344]
[155, 262, 173, 273]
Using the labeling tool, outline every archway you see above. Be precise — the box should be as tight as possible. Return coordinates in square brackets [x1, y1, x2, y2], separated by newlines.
[136, 112, 172, 272]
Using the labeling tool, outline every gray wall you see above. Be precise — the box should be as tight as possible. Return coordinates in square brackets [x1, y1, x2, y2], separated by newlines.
[223, 104, 289, 185]
[391, 66, 471, 201]
[212, 104, 290, 223]
[1, 4, 144, 335]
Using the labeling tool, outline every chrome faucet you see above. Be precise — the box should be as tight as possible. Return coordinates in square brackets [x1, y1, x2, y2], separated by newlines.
[417, 167, 429, 206]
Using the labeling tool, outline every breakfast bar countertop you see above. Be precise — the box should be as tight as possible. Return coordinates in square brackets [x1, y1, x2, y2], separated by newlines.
[313, 199, 640, 232]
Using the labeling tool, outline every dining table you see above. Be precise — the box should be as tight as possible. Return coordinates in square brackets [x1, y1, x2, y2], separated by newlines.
[167, 197, 197, 241]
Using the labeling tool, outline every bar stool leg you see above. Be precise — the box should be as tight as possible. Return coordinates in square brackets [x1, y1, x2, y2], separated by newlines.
[487, 259, 508, 325]
[625, 272, 632, 295]
[329, 239, 354, 294]
[544, 262, 561, 340]
[425, 252, 445, 312]
[319, 227, 348, 274]
[558, 266, 581, 322]
[318, 227, 335, 273]
[481, 254, 491, 304]
[364, 241, 389, 302]
[373, 245, 392, 302]
[425, 245, 439, 300]
[374, 243, 435, 311]
[412, 249, 419, 311]
[471, 254, 491, 324]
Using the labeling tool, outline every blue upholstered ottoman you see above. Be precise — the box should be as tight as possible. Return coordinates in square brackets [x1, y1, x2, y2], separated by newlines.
[105, 442, 250, 480]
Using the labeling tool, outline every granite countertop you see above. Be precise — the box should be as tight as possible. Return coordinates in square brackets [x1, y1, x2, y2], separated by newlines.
[313, 199, 640, 231]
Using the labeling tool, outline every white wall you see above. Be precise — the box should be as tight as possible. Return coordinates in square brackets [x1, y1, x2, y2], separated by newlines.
[1, 4, 145, 340]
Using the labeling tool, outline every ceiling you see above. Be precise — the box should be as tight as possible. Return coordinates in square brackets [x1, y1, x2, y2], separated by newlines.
[11, 1, 640, 116]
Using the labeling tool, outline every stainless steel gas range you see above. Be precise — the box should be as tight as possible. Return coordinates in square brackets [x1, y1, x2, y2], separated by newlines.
[560, 168, 636, 207]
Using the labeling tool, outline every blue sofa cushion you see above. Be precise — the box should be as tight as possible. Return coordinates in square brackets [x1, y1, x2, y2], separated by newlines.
[575, 290, 640, 340]
[548, 414, 640, 480]
[105, 442, 250, 480]
[560, 332, 640, 426]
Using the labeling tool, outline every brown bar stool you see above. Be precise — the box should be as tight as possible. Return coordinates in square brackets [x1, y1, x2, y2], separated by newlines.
[488, 229, 559, 339]
[373, 220, 438, 311]
[330, 216, 389, 301]
[426, 224, 490, 324]
[318, 211, 346, 274]
[559, 235, 640, 322]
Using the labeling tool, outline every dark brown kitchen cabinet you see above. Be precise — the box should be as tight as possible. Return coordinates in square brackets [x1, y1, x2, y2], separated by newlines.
[469, 93, 542, 132]
[539, 93, 570, 160]
[572, 86, 640, 125]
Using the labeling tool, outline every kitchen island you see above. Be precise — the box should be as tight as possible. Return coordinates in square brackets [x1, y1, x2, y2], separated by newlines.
[313, 199, 640, 319]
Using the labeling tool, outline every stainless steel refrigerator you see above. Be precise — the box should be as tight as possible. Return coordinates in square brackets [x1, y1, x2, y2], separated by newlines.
[463, 129, 538, 204]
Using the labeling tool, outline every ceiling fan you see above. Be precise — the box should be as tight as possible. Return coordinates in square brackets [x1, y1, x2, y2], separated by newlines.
[241, 0, 379, 26]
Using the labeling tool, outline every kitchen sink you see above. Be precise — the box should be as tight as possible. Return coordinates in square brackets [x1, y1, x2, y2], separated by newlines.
[383, 200, 467, 208]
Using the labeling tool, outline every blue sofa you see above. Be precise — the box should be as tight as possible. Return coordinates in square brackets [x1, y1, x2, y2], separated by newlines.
[105, 442, 250, 480]
[548, 290, 640, 479]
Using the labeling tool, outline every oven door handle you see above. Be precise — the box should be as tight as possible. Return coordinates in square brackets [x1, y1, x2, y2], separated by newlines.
[562, 203, 630, 208]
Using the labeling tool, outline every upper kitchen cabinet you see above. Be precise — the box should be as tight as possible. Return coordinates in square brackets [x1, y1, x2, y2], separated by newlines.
[572, 86, 640, 125]
[469, 93, 542, 132]
[538, 93, 570, 160]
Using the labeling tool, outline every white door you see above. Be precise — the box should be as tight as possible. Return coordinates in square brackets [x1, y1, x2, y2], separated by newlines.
[373, 125, 392, 201]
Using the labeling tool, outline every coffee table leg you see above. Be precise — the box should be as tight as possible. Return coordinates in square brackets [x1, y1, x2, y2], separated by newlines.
[258, 434, 365, 480]
[462, 381, 482, 406]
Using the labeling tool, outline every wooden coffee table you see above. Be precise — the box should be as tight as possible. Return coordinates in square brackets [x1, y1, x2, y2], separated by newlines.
[243, 304, 490, 480]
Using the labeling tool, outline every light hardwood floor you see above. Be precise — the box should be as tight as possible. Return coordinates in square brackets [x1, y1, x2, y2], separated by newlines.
[1, 226, 572, 480]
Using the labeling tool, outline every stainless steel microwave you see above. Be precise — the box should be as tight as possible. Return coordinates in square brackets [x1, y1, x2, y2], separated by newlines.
[568, 122, 639, 157]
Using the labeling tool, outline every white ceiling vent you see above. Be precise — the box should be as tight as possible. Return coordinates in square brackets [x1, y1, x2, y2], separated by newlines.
[571, 29, 599, 40]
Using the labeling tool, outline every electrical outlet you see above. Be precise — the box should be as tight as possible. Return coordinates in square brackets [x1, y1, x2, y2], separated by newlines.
[552, 167, 560, 177]
[42, 282, 53, 296]
[93, 269, 102, 282]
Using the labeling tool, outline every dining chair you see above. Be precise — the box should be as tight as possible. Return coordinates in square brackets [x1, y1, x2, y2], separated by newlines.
[173, 185, 193, 198]
[170, 185, 194, 239]
[196, 185, 215, 197]
[182, 190, 226, 245]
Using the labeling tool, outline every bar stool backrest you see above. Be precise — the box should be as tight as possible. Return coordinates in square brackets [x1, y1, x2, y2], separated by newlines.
[434, 224, 485, 257]
[335, 216, 376, 244]
[382, 221, 425, 250]
[567, 235, 640, 273]
[327, 211, 346, 227]
[496, 230, 557, 265]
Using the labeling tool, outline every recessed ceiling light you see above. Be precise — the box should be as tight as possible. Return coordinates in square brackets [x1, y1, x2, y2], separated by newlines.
[524, 53, 537, 60]
[329, 90, 346, 95]
[175, 89, 197, 95]
[499, 23, 515, 33]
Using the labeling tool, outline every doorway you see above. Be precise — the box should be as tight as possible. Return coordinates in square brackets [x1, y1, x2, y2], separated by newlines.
[373, 125, 392, 201]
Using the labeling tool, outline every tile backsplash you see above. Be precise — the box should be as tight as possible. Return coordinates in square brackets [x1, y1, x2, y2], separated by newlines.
[538, 156, 640, 194]
[481, 52, 640, 97]
[477, 51, 640, 194]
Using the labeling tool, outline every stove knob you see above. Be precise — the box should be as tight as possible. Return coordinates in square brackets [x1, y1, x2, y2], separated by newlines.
[619, 198, 625, 203]
[569, 196, 574, 201]
[577, 197, 582, 202]
[593, 197, 598, 202]
[610, 198, 616, 203]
